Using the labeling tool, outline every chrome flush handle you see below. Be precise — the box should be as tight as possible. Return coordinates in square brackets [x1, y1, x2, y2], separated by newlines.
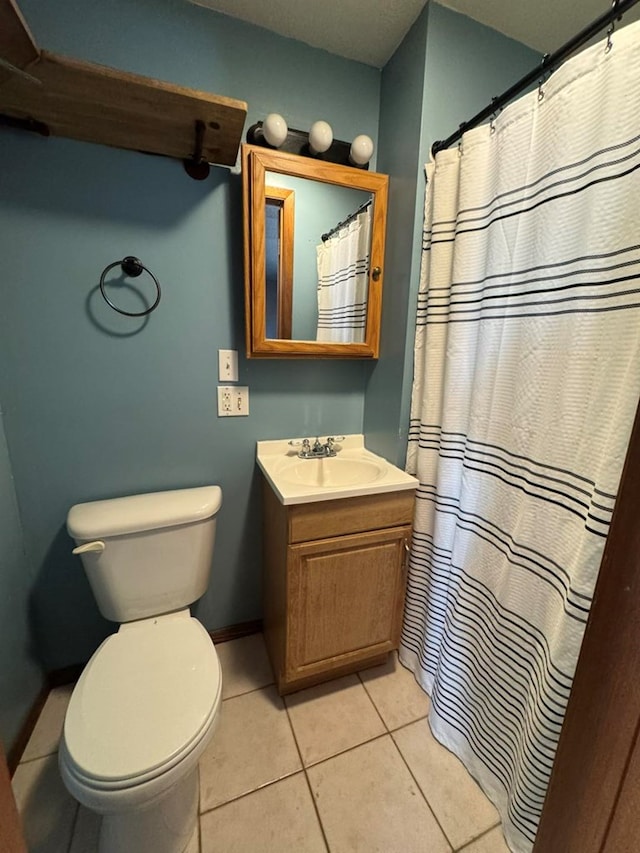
[72, 540, 105, 555]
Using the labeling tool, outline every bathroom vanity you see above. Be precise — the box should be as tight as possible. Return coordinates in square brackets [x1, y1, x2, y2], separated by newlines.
[257, 437, 417, 694]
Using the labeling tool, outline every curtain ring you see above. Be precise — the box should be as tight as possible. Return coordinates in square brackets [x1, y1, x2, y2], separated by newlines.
[489, 97, 500, 134]
[605, 20, 614, 53]
[456, 121, 464, 156]
[537, 79, 545, 102]
[605, 1, 619, 53]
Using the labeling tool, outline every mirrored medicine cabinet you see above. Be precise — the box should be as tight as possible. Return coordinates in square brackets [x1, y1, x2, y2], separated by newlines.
[242, 144, 389, 358]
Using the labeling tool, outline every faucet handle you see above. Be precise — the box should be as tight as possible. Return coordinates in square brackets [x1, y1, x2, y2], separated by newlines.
[324, 436, 344, 456]
[288, 437, 312, 457]
[290, 438, 312, 457]
[326, 435, 345, 445]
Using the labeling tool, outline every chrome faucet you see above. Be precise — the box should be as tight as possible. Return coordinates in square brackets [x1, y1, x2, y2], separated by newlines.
[311, 437, 325, 456]
[289, 436, 344, 459]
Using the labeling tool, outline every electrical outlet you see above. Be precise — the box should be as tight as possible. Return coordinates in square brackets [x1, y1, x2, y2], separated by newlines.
[218, 349, 238, 382]
[217, 386, 233, 416]
[217, 385, 248, 417]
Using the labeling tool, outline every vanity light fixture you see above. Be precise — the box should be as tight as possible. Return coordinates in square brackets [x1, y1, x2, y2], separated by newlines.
[262, 113, 289, 148]
[245, 119, 372, 169]
[308, 120, 333, 155]
[349, 134, 374, 167]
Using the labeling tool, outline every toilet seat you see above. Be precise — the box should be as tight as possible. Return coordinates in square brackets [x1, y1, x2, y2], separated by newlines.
[62, 699, 217, 793]
[62, 611, 221, 790]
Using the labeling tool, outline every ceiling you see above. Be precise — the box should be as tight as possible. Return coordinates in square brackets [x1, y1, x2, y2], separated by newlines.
[188, 0, 640, 68]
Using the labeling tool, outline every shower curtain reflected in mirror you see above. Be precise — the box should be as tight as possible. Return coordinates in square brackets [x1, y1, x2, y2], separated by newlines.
[316, 205, 371, 343]
[401, 20, 640, 853]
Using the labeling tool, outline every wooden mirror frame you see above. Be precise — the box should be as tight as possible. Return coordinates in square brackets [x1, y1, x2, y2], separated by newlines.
[242, 143, 388, 358]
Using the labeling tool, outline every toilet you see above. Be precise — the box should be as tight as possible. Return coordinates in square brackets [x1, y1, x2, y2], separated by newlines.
[59, 486, 223, 853]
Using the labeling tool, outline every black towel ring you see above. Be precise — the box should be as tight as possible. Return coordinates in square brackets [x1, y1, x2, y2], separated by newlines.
[99, 256, 161, 317]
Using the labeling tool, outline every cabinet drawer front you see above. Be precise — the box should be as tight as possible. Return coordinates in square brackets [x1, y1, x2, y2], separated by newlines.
[288, 490, 415, 543]
[287, 526, 411, 679]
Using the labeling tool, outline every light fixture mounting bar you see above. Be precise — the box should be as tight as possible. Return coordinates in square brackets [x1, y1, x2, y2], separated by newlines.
[245, 122, 369, 169]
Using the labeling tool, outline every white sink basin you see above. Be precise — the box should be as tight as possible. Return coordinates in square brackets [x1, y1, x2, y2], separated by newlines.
[256, 435, 418, 505]
[278, 456, 386, 488]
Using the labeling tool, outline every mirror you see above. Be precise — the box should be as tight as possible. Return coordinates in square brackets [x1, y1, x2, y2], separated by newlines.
[242, 144, 388, 358]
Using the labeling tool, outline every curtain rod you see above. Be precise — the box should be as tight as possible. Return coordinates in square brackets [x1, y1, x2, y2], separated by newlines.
[321, 198, 372, 242]
[431, 0, 640, 156]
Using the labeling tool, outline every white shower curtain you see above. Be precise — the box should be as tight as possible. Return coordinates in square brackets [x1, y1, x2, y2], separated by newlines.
[316, 207, 371, 342]
[401, 21, 640, 853]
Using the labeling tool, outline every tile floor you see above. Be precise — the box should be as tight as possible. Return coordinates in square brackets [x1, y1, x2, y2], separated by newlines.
[12, 633, 510, 852]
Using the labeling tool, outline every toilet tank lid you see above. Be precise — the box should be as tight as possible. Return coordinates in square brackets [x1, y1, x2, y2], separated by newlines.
[67, 486, 222, 539]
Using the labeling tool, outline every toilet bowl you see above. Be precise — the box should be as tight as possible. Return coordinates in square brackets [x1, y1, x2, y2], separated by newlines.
[59, 487, 224, 853]
[59, 611, 222, 853]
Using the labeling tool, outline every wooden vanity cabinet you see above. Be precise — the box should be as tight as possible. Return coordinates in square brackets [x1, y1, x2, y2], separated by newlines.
[262, 482, 415, 694]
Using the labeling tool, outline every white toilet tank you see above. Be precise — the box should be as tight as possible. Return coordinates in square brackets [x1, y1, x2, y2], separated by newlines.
[67, 486, 222, 623]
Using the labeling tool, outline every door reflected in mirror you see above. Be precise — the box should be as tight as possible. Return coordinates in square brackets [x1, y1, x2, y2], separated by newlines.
[242, 145, 388, 358]
[265, 186, 294, 339]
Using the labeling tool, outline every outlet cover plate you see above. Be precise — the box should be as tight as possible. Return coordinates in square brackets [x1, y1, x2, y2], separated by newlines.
[217, 385, 249, 417]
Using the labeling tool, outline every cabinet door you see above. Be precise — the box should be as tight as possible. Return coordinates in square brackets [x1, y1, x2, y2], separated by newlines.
[287, 525, 411, 680]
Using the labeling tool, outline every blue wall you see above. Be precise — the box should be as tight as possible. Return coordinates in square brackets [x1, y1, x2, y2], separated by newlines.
[0, 0, 540, 703]
[364, 5, 430, 467]
[0, 0, 380, 671]
[0, 409, 44, 750]
[365, 2, 540, 467]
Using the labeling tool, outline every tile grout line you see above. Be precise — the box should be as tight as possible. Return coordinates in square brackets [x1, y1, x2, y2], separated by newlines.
[197, 679, 314, 818]
[196, 792, 202, 853]
[292, 730, 391, 773]
[199, 770, 306, 818]
[29, 701, 425, 788]
[387, 712, 430, 735]
[386, 708, 504, 852]
[282, 670, 498, 853]
[16, 747, 60, 768]
[196, 727, 439, 830]
[65, 801, 80, 853]
[388, 731, 457, 852]
[16, 707, 79, 853]
[357, 670, 392, 735]
[357, 664, 430, 736]
[283, 668, 469, 853]
[221, 679, 275, 703]
[283, 703, 332, 853]
[453, 821, 502, 852]
[274, 669, 432, 779]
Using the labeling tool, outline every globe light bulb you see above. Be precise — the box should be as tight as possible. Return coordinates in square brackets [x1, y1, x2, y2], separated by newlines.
[262, 113, 288, 148]
[308, 120, 333, 155]
[349, 134, 374, 167]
